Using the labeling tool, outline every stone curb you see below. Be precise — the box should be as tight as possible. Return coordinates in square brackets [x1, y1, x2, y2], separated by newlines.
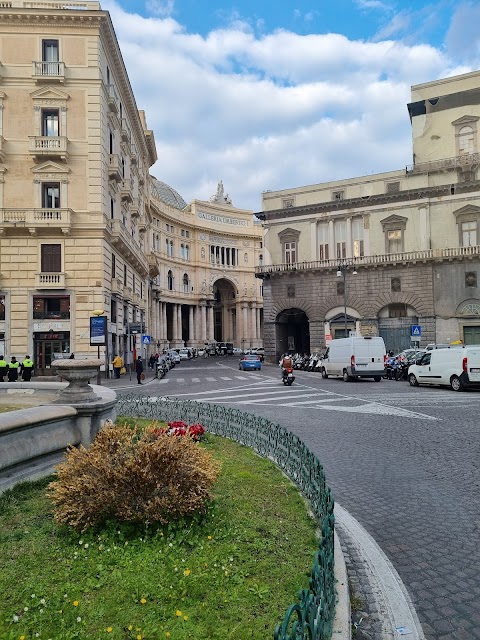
[333, 528, 352, 638]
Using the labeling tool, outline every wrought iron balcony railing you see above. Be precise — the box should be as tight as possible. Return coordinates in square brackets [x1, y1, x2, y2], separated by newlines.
[255, 245, 480, 276]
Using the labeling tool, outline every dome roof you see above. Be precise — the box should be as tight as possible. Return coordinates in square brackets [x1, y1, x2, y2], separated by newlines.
[150, 177, 187, 209]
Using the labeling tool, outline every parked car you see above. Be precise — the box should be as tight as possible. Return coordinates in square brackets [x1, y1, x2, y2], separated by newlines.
[179, 348, 192, 361]
[232, 347, 243, 355]
[408, 346, 480, 391]
[167, 350, 180, 364]
[239, 354, 262, 371]
[197, 348, 206, 357]
[320, 336, 386, 382]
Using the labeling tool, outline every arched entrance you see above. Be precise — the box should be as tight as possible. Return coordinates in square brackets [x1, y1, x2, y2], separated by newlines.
[378, 303, 418, 353]
[275, 308, 310, 357]
[212, 279, 237, 343]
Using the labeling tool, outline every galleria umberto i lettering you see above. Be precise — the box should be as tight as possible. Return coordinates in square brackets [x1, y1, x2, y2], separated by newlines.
[0, 1, 263, 374]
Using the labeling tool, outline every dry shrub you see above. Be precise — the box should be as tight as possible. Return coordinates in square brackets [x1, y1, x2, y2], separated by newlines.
[49, 423, 221, 532]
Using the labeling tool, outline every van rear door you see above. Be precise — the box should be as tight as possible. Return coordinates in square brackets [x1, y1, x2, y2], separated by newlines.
[466, 347, 480, 382]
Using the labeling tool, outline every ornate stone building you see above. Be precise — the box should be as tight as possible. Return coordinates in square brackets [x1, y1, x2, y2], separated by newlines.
[0, 1, 262, 375]
[257, 70, 480, 358]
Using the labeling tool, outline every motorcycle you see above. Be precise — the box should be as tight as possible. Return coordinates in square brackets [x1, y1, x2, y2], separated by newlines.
[282, 367, 295, 386]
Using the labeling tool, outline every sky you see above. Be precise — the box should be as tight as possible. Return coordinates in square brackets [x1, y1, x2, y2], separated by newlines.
[101, 0, 480, 212]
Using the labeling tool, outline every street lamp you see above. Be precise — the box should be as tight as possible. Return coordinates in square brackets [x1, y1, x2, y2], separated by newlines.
[336, 259, 357, 337]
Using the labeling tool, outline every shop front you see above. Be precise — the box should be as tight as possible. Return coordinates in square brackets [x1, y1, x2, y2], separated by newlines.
[34, 331, 71, 375]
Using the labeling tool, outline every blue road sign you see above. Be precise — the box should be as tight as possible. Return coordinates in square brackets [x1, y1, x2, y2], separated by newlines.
[142, 335, 151, 344]
[411, 325, 422, 337]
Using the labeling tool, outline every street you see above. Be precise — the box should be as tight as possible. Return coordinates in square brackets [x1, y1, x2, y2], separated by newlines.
[116, 357, 480, 640]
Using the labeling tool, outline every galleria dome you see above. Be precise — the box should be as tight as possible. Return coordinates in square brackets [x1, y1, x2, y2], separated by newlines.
[150, 176, 188, 209]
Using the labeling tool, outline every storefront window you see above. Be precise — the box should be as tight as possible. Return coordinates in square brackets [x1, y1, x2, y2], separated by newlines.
[0, 297, 5, 321]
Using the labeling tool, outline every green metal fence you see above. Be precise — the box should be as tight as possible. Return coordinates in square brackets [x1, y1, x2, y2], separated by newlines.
[117, 395, 336, 640]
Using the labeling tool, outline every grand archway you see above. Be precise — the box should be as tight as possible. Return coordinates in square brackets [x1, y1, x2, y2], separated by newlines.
[212, 279, 237, 343]
[275, 308, 310, 357]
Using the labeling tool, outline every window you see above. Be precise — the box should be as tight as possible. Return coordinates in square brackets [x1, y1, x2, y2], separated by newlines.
[41, 244, 61, 272]
[185, 245, 190, 260]
[111, 253, 116, 279]
[180, 244, 185, 259]
[335, 220, 346, 259]
[352, 218, 364, 258]
[167, 270, 174, 291]
[318, 223, 329, 261]
[123, 264, 127, 286]
[459, 126, 474, 155]
[391, 277, 401, 292]
[109, 131, 114, 154]
[42, 109, 59, 137]
[33, 295, 70, 320]
[284, 242, 296, 264]
[110, 298, 117, 323]
[465, 272, 477, 287]
[462, 221, 477, 246]
[166, 239, 173, 256]
[41, 39, 60, 75]
[110, 197, 114, 220]
[0, 296, 5, 321]
[181, 229, 190, 238]
[387, 230, 402, 253]
[389, 303, 407, 318]
[42, 183, 60, 208]
[183, 273, 189, 293]
[258, 254, 263, 266]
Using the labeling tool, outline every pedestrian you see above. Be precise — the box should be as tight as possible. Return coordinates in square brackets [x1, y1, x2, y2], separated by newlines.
[20, 355, 34, 381]
[69, 353, 75, 359]
[135, 356, 144, 385]
[7, 356, 19, 382]
[112, 353, 123, 379]
[148, 354, 155, 370]
[0, 355, 8, 382]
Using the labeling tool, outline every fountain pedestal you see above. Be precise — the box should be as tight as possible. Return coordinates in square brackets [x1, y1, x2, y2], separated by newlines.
[51, 359, 103, 404]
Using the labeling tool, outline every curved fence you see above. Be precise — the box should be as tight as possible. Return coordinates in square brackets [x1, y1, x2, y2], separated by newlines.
[117, 395, 336, 640]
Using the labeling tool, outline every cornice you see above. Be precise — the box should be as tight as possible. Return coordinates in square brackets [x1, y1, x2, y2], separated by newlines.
[257, 181, 480, 221]
[0, 9, 104, 28]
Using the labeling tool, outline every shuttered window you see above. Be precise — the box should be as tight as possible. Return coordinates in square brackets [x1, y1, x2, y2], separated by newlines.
[41, 244, 61, 272]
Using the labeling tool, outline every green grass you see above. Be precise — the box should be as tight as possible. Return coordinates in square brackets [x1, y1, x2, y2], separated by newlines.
[0, 406, 23, 413]
[0, 430, 319, 640]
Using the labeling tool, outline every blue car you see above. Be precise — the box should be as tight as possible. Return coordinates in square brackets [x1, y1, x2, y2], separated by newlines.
[239, 354, 262, 371]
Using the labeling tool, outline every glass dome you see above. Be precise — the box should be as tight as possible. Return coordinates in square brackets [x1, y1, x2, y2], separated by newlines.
[150, 177, 187, 209]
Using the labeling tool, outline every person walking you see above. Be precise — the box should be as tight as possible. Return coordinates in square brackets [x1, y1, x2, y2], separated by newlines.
[135, 356, 144, 385]
[0, 355, 8, 382]
[7, 357, 19, 382]
[112, 353, 123, 379]
[20, 355, 34, 381]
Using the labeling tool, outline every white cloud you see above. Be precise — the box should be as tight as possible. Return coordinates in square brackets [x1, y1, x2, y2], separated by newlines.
[445, 2, 480, 61]
[145, 0, 175, 18]
[102, 0, 477, 211]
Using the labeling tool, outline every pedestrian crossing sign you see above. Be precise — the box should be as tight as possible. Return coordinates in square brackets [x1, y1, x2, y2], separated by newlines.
[142, 335, 151, 344]
[411, 325, 421, 337]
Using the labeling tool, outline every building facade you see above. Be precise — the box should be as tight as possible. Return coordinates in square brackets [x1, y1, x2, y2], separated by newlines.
[0, 1, 262, 375]
[257, 70, 480, 358]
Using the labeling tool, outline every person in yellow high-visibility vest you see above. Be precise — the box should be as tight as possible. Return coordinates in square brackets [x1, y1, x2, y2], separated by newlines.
[21, 355, 34, 381]
[7, 356, 19, 382]
[0, 355, 8, 382]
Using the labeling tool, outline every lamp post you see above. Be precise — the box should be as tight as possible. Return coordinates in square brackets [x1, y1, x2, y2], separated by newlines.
[336, 259, 357, 337]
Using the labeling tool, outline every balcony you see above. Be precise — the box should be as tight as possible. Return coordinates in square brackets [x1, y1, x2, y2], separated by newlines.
[255, 245, 480, 277]
[110, 278, 122, 294]
[35, 272, 66, 289]
[406, 152, 480, 175]
[28, 136, 68, 160]
[120, 118, 131, 143]
[148, 252, 160, 277]
[107, 84, 119, 114]
[32, 61, 65, 83]
[123, 285, 132, 301]
[108, 219, 148, 277]
[120, 178, 133, 203]
[132, 292, 141, 306]
[130, 198, 140, 218]
[108, 154, 122, 182]
[0, 208, 72, 235]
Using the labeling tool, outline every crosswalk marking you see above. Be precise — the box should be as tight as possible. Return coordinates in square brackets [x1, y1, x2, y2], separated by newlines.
[192, 377, 201, 382]
[206, 377, 216, 381]
[220, 376, 232, 380]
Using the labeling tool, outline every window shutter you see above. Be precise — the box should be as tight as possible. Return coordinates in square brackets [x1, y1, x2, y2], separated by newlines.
[41, 244, 61, 272]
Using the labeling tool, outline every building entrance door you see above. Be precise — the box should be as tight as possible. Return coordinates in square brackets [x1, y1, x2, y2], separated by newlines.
[463, 325, 480, 345]
[34, 332, 70, 375]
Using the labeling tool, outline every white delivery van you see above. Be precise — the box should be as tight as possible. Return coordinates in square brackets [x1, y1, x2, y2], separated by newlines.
[407, 346, 480, 391]
[320, 336, 386, 382]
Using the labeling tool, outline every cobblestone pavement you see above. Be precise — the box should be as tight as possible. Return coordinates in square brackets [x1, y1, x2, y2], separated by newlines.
[114, 359, 480, 640]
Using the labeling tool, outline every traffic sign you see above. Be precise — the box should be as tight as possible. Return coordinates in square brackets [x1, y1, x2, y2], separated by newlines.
[411, 325, 422, 337]
[142, 335, 151, 344]
[127, 322, 145, 334]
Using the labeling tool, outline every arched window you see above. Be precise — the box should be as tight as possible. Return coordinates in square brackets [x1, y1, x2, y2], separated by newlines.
[258, 254, 263, 266]
[182, 273, 189, 293]
[167, 270, 174, 291]
[459, 126, 474, 155]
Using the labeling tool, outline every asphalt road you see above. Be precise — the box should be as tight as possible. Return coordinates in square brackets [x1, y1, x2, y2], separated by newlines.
[116, 357, 480, 640]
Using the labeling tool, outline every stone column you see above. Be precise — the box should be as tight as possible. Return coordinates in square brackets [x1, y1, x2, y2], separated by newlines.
[172, 304, 178, 341]
[362, 215, 370, 257]
[207, 305, 214, 341]
[251, 303, 257, 343]
[236, 301, 243, 345]
[243, 303, 249, 349]
[162, 303, 167, 342]
[256, 307, 262, 343]
[188, 305, 194, 344]
[200, 304, 207, 342]
[177, 304, 183, 344]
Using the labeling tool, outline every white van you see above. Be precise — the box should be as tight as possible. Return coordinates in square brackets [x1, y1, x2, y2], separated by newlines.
[320, 336, 386, 382]
[407, 346, 480, 391]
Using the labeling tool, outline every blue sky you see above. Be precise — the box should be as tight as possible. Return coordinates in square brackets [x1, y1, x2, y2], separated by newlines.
[103, 0, 480, 210]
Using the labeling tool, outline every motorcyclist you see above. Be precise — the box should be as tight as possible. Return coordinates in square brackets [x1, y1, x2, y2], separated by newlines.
[279, 353, 293, 380]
